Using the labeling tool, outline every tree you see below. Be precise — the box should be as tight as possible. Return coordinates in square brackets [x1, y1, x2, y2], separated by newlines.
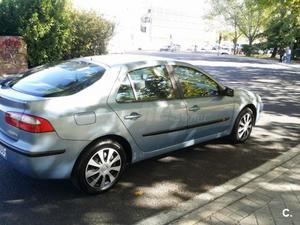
[210, 0, 242, 54]
[222, 31, 242, 54]
[210, 0, 267, 55]
[261, 0, 300, 58]
[0, 0, 114, 67]
[237, 0, 266, 48]
[0, 0, 72, 67]
[68, 10, 114, 58]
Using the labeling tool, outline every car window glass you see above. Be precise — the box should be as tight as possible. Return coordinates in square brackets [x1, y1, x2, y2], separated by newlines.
[174, 66, 219, 97]
[10, 61, 105, 97]
[116, 76, 135, 102]
[128, 66, 175, 101]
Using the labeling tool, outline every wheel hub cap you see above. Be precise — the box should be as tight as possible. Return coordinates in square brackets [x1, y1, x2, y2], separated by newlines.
[85, 148, 122, 190]
[238, 113, 253, 139]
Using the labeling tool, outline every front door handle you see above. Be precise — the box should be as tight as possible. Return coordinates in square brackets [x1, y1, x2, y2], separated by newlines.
[124, 112, 142, 120]
[189, 105, 200, 112]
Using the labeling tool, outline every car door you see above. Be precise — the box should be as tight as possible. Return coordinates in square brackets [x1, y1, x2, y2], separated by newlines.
[171, 64, 235, 141]
[108, 64, 188, 152]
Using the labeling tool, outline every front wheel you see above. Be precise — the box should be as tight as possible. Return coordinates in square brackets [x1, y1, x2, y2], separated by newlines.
[72, 139, 126, 194]
[230, 108, 254, 143]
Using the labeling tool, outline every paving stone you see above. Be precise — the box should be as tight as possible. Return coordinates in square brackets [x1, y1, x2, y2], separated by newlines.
[280, 193, 300, 211]
[281, 155, 300, 169]
[253, 188, 276, 200]
[226, 199, 257, 216]
[207, 216, 227, 225]
[254, 206, 275, 225]
[226, 205, 249, 219]
[286, 174, 300, 181]
[216, 208, 233, 217]
[238, 214, 258, 225]
[236, 168, 288, 195]
[272, 218, 294, 225]
[193, 221, 210, 225]
[212, 212, 236, 225]
[171, 191, 245, 225]
[217, 207, 244, 222]
[247, 191, 272, 203]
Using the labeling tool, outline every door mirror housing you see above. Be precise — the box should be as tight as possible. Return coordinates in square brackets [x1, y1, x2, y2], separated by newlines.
[221, 86, 234, 97]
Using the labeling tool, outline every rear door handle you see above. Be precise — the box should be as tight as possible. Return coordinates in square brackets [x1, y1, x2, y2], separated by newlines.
[124, 112, 142, 120]
[189, 105, 200, 112]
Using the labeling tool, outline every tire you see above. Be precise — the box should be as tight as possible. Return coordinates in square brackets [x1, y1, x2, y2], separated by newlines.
[230, 107, 254, 144]
[72, 139, 126, 194]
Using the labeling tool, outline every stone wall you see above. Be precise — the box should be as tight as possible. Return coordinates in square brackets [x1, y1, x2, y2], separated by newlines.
[0, 36, 28, 75]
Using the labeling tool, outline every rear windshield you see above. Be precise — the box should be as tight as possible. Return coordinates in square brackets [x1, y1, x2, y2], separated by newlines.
[9, 61, 106, 97]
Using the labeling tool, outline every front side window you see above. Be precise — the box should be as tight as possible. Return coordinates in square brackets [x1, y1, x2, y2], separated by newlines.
[174, 66, 219, 98]
[128, 66, 176, 101]
[9, 61, 106, 97]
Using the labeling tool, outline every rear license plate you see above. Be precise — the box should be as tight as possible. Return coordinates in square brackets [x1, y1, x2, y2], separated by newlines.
[0, 144, 7, 159]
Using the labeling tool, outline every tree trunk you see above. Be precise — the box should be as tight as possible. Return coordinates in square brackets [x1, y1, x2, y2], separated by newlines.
[233, 21, 238, 55]
[271, 46, 278, 58]
[233, 37, 238, 55]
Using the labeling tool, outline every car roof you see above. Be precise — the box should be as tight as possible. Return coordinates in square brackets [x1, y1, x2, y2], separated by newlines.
[80, 54, 175, 67]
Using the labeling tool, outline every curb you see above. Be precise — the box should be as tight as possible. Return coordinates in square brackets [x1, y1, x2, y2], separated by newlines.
[134, 144, 300, 225]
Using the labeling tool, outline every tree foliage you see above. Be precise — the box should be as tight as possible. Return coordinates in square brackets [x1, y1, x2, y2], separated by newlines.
[0, 0, 114, 67]
[261, 0, 300, 57]
[210, 0, 242, 54]
[210, 0, 267, 55]
[210, 0, 300, 57]
[68, 10, 114, 58]
[237, 0, 267, 46]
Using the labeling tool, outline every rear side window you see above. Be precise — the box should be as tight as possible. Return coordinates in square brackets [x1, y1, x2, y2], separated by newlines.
[116, 76, 135, 103]
[9, 61, 106, 97]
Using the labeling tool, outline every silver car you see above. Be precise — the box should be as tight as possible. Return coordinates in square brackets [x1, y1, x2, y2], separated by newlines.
[0, 55, 263, 194]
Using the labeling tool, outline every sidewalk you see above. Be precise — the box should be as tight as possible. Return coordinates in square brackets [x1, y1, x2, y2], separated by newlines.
[245, 56, 300, 70]
[136, 144, 300, 225]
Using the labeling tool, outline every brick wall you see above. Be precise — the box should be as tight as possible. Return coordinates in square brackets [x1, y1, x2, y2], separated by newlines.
[0, 36, 28, 75]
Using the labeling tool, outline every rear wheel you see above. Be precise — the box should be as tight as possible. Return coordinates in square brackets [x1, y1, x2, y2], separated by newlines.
[72, 139, 126, 194]
[230, 108, 254, 143]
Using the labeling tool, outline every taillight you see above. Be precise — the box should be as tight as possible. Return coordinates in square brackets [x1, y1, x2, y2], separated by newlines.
[5, 112, 54, 133]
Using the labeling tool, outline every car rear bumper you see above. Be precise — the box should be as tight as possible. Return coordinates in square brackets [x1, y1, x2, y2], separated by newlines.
[0, 134, 89, 179]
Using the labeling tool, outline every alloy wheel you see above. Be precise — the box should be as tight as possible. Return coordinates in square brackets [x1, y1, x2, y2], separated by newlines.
[85, 148, 122, 190]
[237, 112, 253, 140]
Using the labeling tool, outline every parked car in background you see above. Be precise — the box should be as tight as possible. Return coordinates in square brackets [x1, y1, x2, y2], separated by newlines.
[160, 44, 181, 52]
[220, 47, 232, 55]
[0, 55, 263, 194]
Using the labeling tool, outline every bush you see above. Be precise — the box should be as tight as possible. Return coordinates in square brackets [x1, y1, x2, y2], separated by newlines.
[0, 0, 114, 67]
[68, 10, 114, 58]
[242, 44, 255, 56]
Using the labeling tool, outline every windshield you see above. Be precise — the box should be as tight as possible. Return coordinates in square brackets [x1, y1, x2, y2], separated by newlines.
[9, 61, 106, 97]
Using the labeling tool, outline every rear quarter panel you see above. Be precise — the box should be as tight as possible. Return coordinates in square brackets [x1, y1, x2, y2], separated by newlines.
[24, 65, 141, 162]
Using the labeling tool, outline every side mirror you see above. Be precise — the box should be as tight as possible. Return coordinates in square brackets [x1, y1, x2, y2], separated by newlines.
[221, 86, 234, 97]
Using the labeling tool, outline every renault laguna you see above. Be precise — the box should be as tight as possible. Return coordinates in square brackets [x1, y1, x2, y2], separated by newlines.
[0, 55, 263, 194]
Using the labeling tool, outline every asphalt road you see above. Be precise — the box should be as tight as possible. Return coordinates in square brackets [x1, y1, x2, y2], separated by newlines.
[1, 53, 299, 225]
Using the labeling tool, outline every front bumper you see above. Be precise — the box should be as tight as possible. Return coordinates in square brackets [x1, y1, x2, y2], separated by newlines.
[256, 101, 263, 122]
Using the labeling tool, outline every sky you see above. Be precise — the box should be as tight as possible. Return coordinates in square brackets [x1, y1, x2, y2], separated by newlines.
[73, 0, 207, 16]
[72, 0, 227, 51]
